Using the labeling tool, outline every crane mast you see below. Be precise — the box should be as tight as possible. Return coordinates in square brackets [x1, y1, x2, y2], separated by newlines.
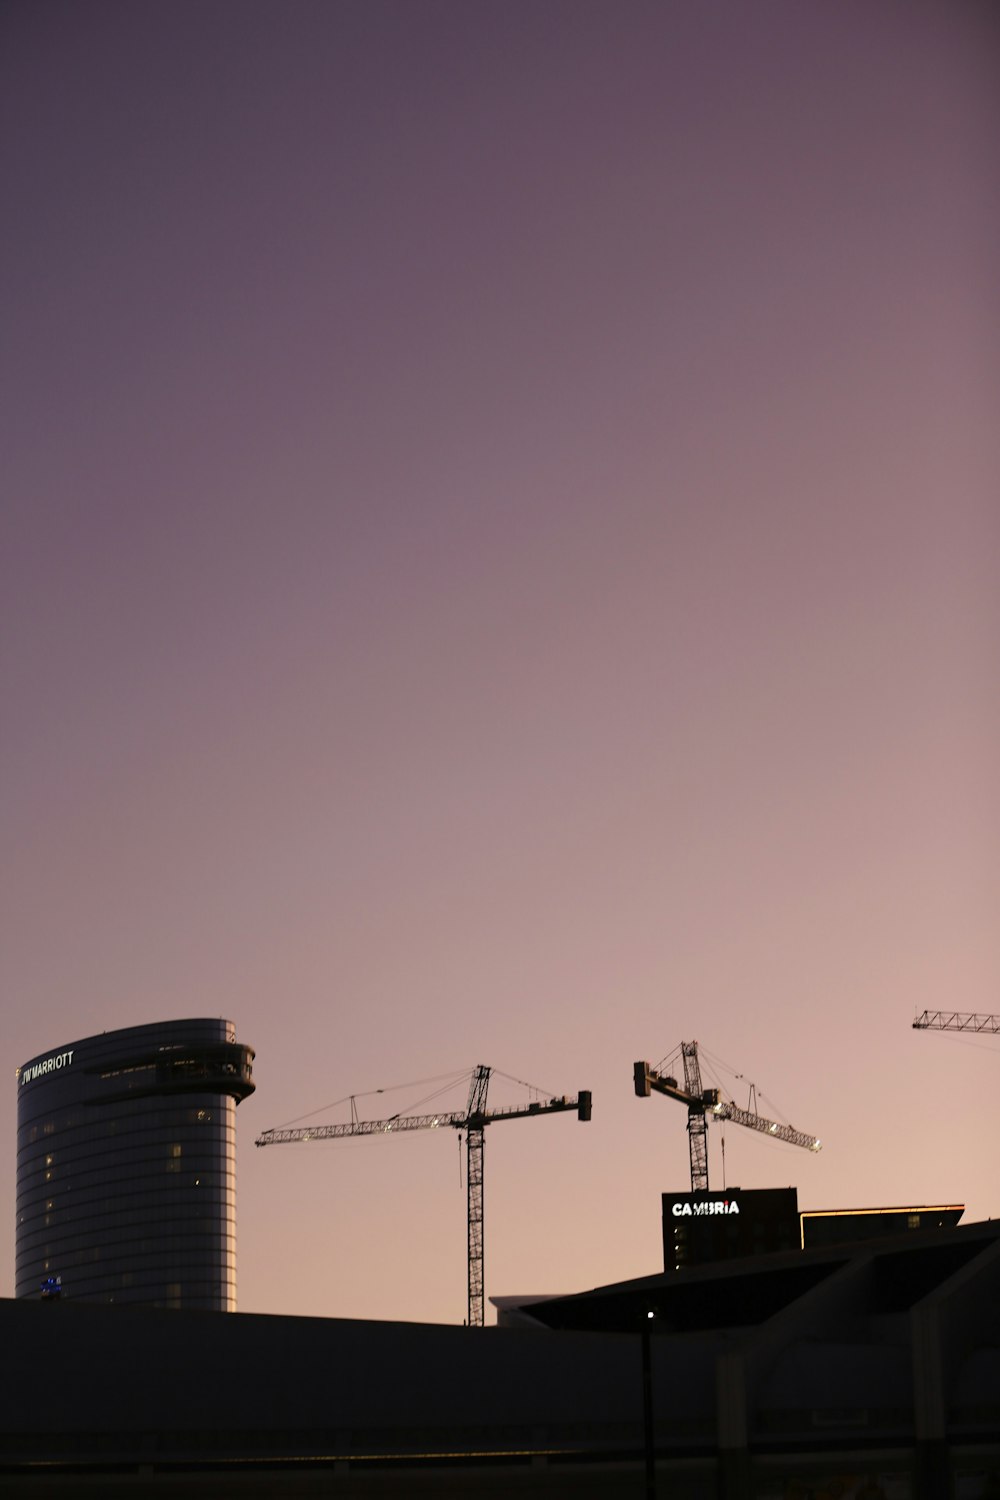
[680, 1041, 710, 1194]
[465, 1064, 490, 1330]
[256, 1066, 591, 1327]
[913, 1011, 1000, 1034]
[634, 1043, 821, 1193]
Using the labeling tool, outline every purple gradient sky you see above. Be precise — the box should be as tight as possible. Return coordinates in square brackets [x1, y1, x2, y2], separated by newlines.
[2, 0, 998, 1324]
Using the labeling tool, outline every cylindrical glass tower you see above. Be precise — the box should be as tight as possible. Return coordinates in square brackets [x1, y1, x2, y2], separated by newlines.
[15, 1019, 254, 1309]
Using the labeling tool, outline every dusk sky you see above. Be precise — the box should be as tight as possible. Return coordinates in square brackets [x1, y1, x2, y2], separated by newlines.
[2, 0, 998, 1325]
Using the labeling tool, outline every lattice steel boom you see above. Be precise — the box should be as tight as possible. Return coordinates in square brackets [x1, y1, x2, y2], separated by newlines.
[913, 1011, 1000, 1034]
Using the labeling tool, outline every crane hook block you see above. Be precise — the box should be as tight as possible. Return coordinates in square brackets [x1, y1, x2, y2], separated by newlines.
[577, 1090, 592, 1122]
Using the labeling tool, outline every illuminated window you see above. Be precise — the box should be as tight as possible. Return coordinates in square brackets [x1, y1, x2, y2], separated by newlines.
[908, 1213, 921, 1230]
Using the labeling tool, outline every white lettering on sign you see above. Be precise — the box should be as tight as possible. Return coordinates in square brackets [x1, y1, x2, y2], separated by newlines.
[671, 1199, 740, 1217]
[19, 1050, 75, 1084]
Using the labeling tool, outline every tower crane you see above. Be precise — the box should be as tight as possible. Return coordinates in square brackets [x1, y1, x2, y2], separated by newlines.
[256, 1065, 592, 1328]
[633, 1042, 821, 1193]
[913, 1011, 1000, 1034]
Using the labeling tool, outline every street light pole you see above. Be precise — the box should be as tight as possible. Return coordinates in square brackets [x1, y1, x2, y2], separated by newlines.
[641, 1311, 656, 1499]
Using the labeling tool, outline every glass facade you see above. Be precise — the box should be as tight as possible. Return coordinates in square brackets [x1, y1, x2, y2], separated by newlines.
[15, 1019, 254, 1309]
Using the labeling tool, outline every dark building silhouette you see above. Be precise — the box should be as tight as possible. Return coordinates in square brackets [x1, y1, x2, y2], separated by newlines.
[2, 1217, 998, 1497]
[15, 1019, 254, 1309]
[800, 1201, 965, 1248]
[662, 1189, 967, 1271]
[663, 1186, 800, 1270]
